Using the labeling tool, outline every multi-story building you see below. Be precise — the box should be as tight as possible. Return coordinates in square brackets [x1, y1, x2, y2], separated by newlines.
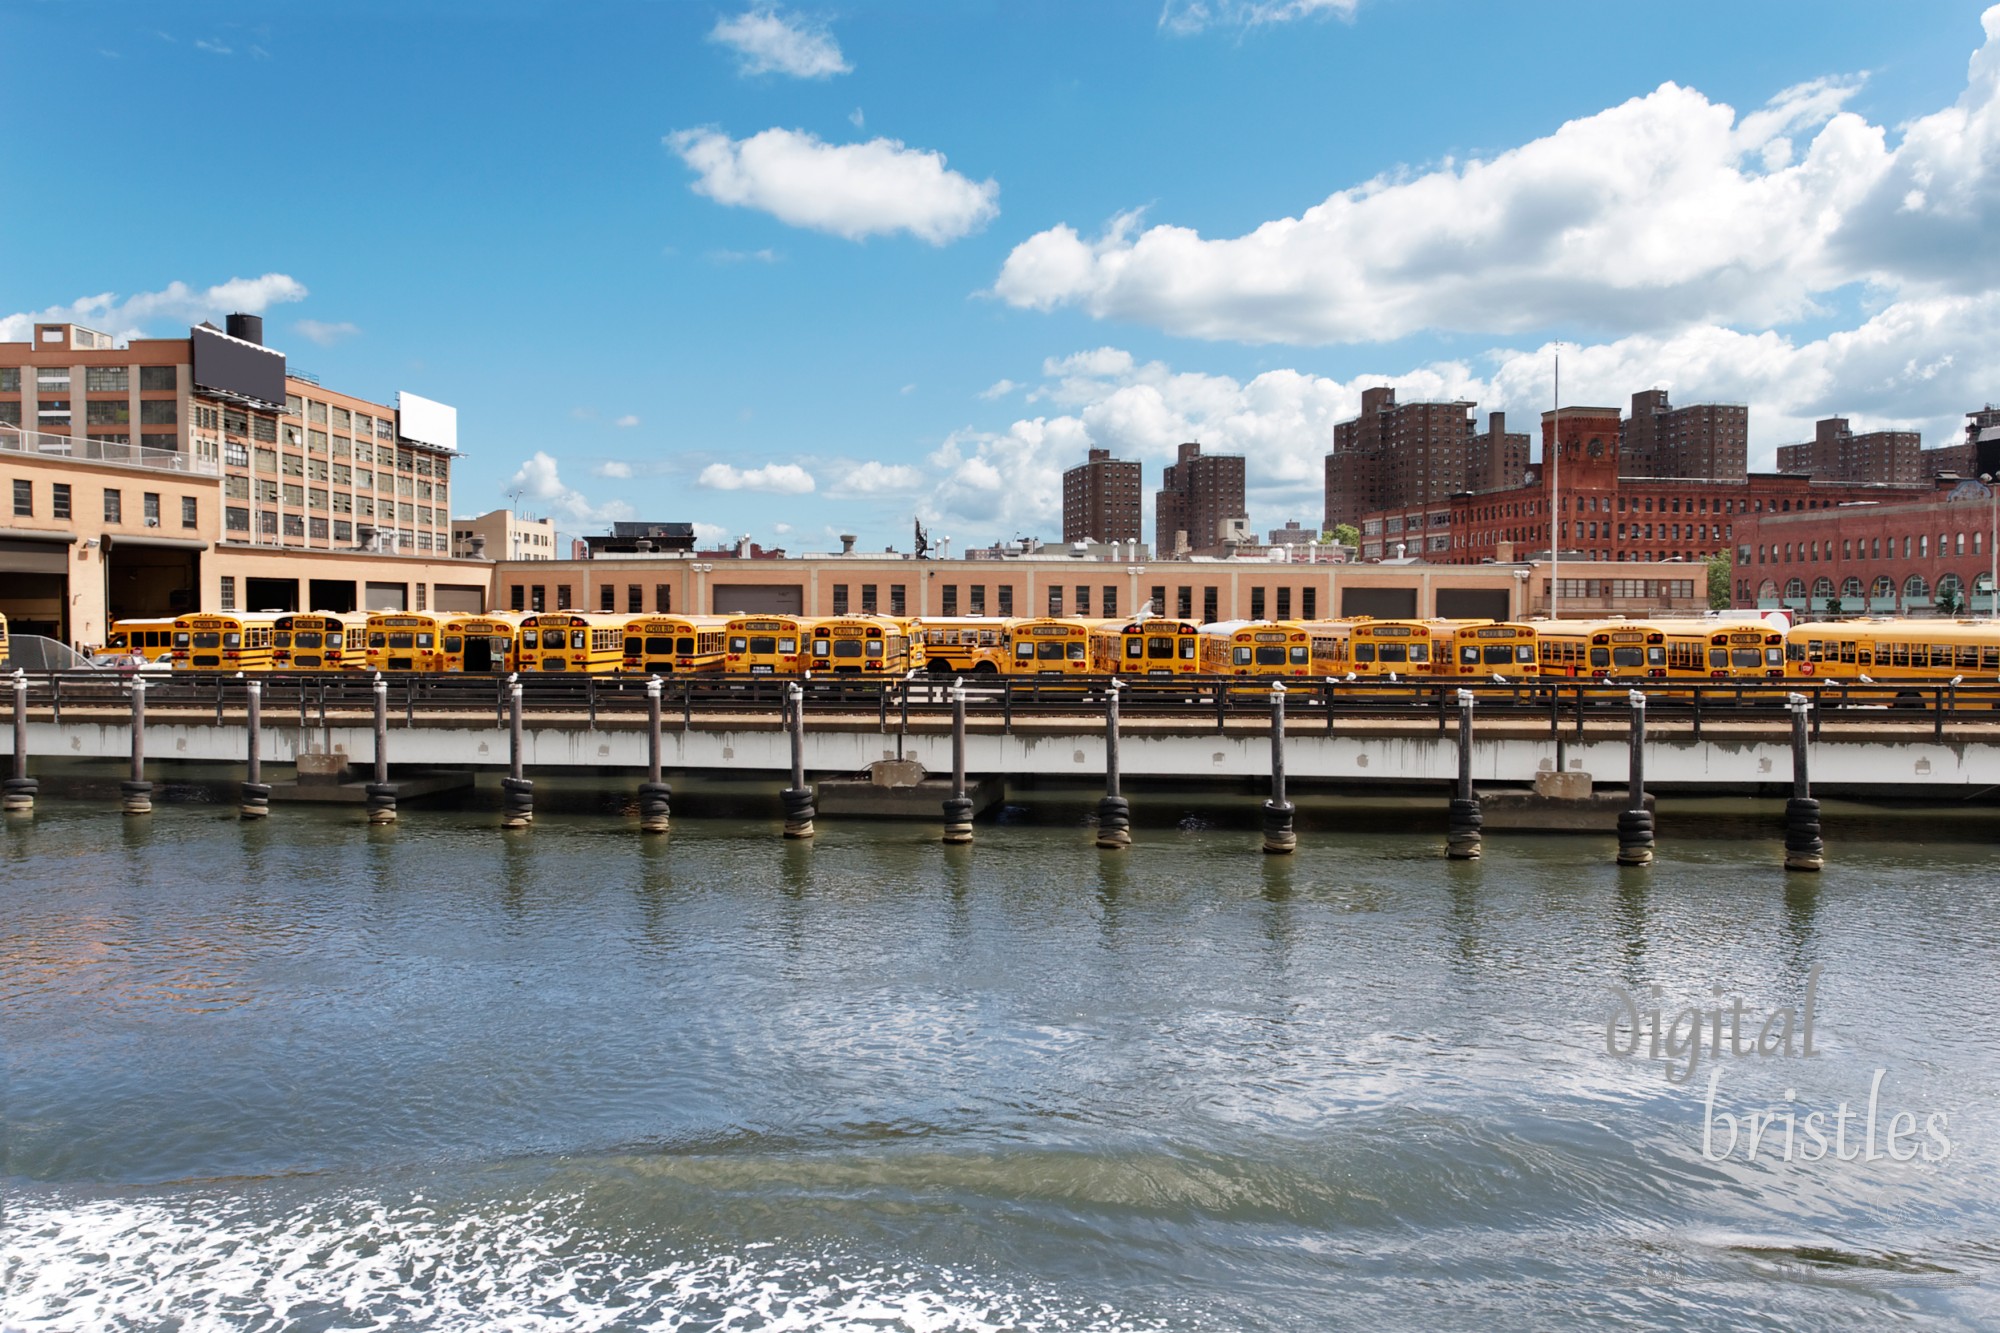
[1620, 389, 1748, 479]
[1776, 417, 1924, 484]
[453, 508, 558, 560]
[1360, 406, 1929, 565]
[1062, 447, 1142, 545]
[1733, 476, 1998, 614]
[1155, 441, 1246, 557]
[1324, 389, 1529, 529]
[1, 316, 476, 642]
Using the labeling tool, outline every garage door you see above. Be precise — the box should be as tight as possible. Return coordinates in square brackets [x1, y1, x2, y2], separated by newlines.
[433, 584, 486, 613]
[1436, 588, 1512, 621]
[365, 581, 408, 611]
[1341, 587, 1418, 619]
[712, 583, 803, 615]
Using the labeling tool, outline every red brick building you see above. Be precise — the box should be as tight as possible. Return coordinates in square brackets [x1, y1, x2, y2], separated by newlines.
[1360, 407, 1929, 566]
[1156, 441, 1246, 556]
[1621, 389, 1747, 479]
[1062, 447, 1143, 545]
[1324, 388, 1526, 529]
[1732, 477, 2000, 615]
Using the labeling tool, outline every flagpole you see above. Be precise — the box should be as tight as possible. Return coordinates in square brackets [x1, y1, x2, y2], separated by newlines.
[1550, 347, 1560, 622]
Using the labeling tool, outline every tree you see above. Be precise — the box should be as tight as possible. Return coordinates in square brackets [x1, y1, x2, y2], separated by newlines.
[1825, 596, 1844, 617]
[1326, 523, 1360, 547]
[1937, 586, 1963, 617]
[1705, 548, 1732, 610]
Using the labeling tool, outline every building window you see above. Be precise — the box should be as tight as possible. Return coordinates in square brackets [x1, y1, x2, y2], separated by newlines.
[1250, 587, 1266, 619]
[258, 510, 277, 535]
[890, 583, 906, 616]
[969, 585, 985, 615]
[1075, 585, 1090, 615]
[226, 506, 249, 531]
[1277, 587, 1291, 619]
[51, 483, 70, 520]
[309, 517, 328, 539]
[11, 480, 30, 516]
[1103, 585, 1118, 617]
[529, 585, 546, 612]
[511, 585, 526, 611]
[861, 583, 878, 615]
[225, 441, 248, 467]
[283, 513, 304, 537]
[998, 586, 1013, 616]
[620, 583, 637, 614]
[656, 584, 671, 613]
[557, 584, 573, 610]
[219, 576, 236, 610]
[104, 488, 122, 522]
[1203, 587, 1218, 623]
[139, 366, 176, 392]
[182, 496, 197, 528]
[1302, 588, 1317, 619]
[1153, 586, 1166, 615]
[86, 399, 130, 426]
[941, 584, 958, 616]
[1048, 586, 1063, 616]
[1177, 586, 1192, 619]
[139, 399, 177, 426]
[832, 584, 849, 615]
[415, 583, 427, 612]
[600, 584, 617, 612]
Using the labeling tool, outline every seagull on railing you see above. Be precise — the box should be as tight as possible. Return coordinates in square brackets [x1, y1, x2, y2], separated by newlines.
[1492, 673, 1508, 684]
[1951, 674, 1965, 687]
[1858, 673, 1875, 684]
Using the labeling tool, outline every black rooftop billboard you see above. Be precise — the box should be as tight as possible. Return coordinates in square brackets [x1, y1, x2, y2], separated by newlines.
[191, 324, 286, 408]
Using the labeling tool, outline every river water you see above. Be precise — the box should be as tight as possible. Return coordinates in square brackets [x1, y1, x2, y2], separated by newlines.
[3, 797, 1998, 1330]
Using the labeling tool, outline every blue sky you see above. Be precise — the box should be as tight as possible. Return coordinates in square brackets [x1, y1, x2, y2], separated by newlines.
[8, 0, 2000, 553]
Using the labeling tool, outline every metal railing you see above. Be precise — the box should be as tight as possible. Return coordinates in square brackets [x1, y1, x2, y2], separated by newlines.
[0, 423, 218, 476]
[11, 670, 2000, 742]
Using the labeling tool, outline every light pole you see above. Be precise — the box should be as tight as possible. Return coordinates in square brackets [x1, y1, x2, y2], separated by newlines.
[1983, 475, 1999, 620]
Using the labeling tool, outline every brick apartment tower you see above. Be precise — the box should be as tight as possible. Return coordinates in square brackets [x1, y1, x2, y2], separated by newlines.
[1621, 389, 1748, 479]
[1323, 388, 1490, 530]
[1776, 417, 1922, 483]
[1155, 442, 1246, 555]
[1062, 447, 1143, 544]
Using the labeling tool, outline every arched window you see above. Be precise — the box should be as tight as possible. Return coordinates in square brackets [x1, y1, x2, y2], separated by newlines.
[1871, 575, 1896, 606]
[1757, 578, 1780, 603]
[1904, 573, 1930, 604]
[1937, 572, 1965, 612]
[1811, 576, 1834, 605]
[1783, 577, 1807, 600]
[1840, 576, 1863, 600]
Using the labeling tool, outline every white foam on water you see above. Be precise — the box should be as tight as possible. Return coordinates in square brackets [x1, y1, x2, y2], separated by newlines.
[1, 1192, 1169, 1332]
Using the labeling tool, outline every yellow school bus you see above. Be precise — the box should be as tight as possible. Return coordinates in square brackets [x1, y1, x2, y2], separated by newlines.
[623, 614, 730, 674]
[1002, 617, 1094, 676]
[1786, 618, 2000, 694]
[1445, 621, 1540, 679]
[1660, 617, 1786, 682]
[724, 614, 809, 676]
[273, 612, 369, 670]
[1341, 618, 1455, 680]
[0, 611, 7, 658]
[364, 613, 441, 672]
[518, 612, 626, 673]
[807, 615, 914, 674]
[104, 617, 181, 663]
[1089, 617, 1203, 676]
[440, 612, 522, 673]
[1198, 620, 1313, 677]
[171, 613, 279, 670]
[913, 616, 1008, 674]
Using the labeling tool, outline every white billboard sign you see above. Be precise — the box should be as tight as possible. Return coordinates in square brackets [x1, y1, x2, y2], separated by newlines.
[397, 391, 458, 451]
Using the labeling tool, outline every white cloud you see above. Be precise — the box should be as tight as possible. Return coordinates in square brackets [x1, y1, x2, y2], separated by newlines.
[667, 127, 998, 244]
[709, 7, 851, 79]
[774, 522, 794, 534]
[594, 461, 634, 479]
[693, 522, 732, 546]
[708, 247, 782, 263]
[293, 319, 358, 346]
[849, 107, 865, 129]
[998, 12, 2000, 346]
[194, 37, 231, 55]
[978, 378, 1020, 400]
[1159, 0, 1357, 36]
[698, 461, 818, 493]
[508, 451, 634, 526]
[826, 460, 925, 497]
[614, 414, 641, 428]
[0, 274, 308, 345]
